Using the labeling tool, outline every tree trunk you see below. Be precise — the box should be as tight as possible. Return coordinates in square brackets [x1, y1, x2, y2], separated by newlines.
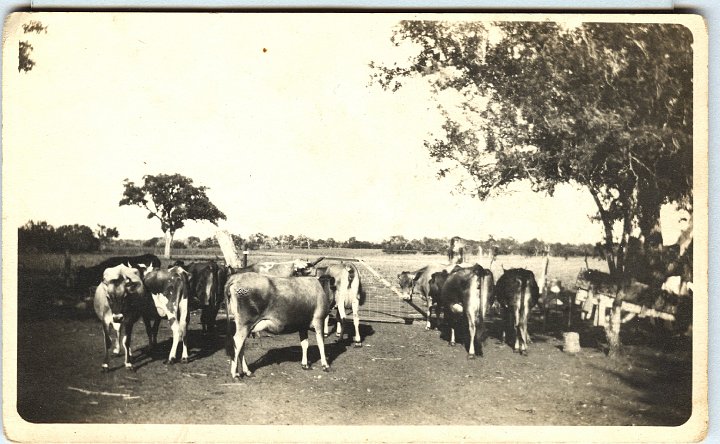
[589, 188, 617, 275]
[216, 230, 243, 268]
[164, 231, 173, 259]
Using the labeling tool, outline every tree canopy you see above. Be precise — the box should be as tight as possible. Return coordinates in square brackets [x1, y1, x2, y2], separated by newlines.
[119, 173, 226, 257]
[371, 20, 693, 276]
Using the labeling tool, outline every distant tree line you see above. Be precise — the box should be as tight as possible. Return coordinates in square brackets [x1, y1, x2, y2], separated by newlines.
[19, 220, 595, 258]
[18, 220, 118, 253]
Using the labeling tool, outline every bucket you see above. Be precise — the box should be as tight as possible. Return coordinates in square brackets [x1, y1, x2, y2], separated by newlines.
[563, 332, 581, 354]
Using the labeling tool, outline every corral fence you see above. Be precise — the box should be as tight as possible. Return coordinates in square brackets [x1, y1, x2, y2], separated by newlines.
[313, 256, 425, 324]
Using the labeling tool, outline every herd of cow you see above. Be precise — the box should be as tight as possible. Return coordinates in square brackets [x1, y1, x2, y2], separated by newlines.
[82, 251, 542, 378]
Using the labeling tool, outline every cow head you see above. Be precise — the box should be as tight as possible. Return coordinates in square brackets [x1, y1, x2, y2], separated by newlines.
[428, 270, 450, 296]
[102, 277, 130, 323]
[397, 272, 417, 300]
[292, 259, 316, 277]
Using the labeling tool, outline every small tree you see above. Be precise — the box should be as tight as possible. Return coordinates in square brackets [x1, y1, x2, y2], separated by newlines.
[119, 174, 226, 258]
[96, 224, 119, 250]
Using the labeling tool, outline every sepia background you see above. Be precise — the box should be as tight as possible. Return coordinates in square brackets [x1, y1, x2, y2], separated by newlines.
[2, 12, 709, 443]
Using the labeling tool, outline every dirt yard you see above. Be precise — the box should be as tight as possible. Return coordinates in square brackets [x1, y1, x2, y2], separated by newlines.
[15, 262, 693, 427]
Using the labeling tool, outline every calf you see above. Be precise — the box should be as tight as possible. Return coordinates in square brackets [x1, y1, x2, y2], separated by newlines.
[92, 264, 148, 371]
[77, 254, 161, 289]
[143, 266, 191, 364]
[495, 268, 540, 356]
[397, 263, 448, 330]
[224, 272, 336, 378]
[319, 263, 366, 346]
[430, 264, 494, 358]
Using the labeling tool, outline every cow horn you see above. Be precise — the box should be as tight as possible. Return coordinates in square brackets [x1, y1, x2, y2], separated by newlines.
[309, 257, 325, 267]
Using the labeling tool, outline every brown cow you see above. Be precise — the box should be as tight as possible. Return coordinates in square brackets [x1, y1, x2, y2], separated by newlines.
[224, 272, 336, 378]
[318, 263, 366, 346]
[430, 264, 494, 358]
[495, 268, 540, 356]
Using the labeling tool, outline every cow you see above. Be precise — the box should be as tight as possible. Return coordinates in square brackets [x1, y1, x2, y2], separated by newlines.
[174, 261, 227, 334]
[93, 264, 149, 371]
[429, 264, 494, 358]
[77, 254, 161, 290]
[224, 272, 336, 378]
[397, 263, 452, 330]
[448, 236, 467, 264]
[494, 268, 540, 356]
[142, 266, 192, 364]
[318, 263, 366, 346]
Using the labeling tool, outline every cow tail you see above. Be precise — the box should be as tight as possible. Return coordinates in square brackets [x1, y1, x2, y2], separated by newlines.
[520, 276, 529, 321]
[358, 279, 366, 306]
[225, 286, 236, 358]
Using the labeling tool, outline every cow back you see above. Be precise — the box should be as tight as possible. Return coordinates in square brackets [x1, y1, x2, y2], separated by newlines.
[226, 272, 332, 334]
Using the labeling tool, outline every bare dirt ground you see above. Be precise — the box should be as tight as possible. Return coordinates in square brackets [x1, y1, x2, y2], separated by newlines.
[16, 268, 692, 426]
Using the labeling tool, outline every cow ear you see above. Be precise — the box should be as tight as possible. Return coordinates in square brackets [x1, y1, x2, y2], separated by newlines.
[413, 271, 423, 282]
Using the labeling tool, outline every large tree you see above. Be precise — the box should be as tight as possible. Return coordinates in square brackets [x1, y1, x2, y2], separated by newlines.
[120, 174, 226, 258]
[371, 21, 693, 278]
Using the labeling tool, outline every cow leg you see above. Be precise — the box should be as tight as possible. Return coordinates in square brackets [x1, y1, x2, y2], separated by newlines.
[112, 321, 122, 356]
[299, 329, 311, 370]
[165, 318, 181, 364]
[179, 298, 189, 363]
[100, 321, 112, 371]
[312, 318, 330, 371]
[323, 314, 330, 338]
[142, 314, 158, 352]
[425, 298, 433, 330]
[335, 308, 344, 340]
[513, 305, 521, 353]
[467, 314, 479, 359]
[351, 299, 362, 347]
[230, 324, 252, 378]
[122, 320, 135, 370]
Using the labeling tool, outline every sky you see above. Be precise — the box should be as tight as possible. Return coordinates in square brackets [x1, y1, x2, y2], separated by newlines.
[3, 13, 691, 245]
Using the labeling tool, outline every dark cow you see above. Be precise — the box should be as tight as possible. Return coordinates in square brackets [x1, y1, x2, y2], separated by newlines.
[77, 254, 161, 289]
[93, 264, 154, 371]
[430, 264, 494, 358]
[448, 236, 467, 265]
[318, 263, 366, 346]
[175, 261, 227, 334]
[398, 263, 451, 330]
[224, 272, 336, 378]
[495, 268, 540, 356]
[143, 266, 192, 364]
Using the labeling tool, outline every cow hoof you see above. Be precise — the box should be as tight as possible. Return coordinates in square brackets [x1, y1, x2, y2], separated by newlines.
[323, 334, 329, 338]
[521, 350, 529, 357]
[467, 354, 476, 360]
[126, 365, 136, 372]
[244, 371, 255, 378]
[301, 364, 312, 371]
[449, 342, 456, 347]
[232, 374, 242, 380]
[181, 357, 189, 364]
[353, 341, 363, 348]
[164, 358, 177, 365]
[113, 350, 122, 357]
[101, 365, 109, 373]
[322, 365, 330, 372]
